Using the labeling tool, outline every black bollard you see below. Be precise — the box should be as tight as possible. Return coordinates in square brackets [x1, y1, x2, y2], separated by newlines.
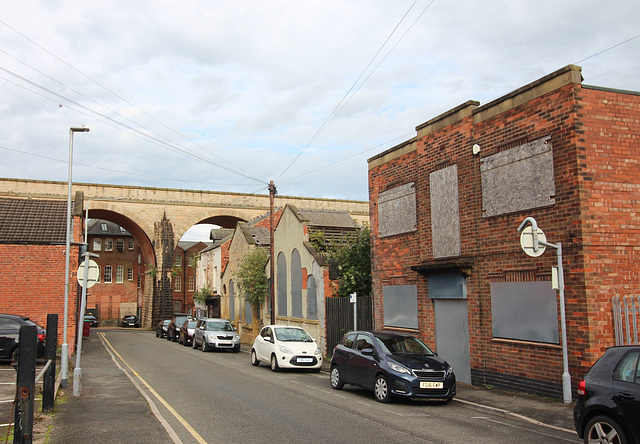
[14, 325, 36, 444]
[42, 314, 58, 413]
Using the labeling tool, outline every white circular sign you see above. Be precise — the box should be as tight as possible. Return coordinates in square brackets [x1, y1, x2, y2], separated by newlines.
[520, 226, 547, 257]
[77, 259, 100, 288]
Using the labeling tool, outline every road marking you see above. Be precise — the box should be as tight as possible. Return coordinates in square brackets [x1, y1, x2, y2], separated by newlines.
[455, 398, 575, 435]
[480, 417, 576, 442]
[99, 333, 207, 444]
[385, 410, 430, 418]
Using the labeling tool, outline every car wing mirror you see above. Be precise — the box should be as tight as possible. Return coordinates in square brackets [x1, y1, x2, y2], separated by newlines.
[361, 347, 374, 356]
[264, 336, 272, 343]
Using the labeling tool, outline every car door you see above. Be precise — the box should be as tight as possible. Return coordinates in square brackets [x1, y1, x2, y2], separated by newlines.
[348, 333, 379, 389]
[254, 327, 273, 361]
[333, 333, 357, 383]
[612, 350, 640, 439]
[0, 317, 19, 359]
[194, 320, 205, 346]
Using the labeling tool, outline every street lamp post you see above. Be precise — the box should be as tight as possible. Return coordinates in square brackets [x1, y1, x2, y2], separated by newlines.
[61, 126, 90, 389]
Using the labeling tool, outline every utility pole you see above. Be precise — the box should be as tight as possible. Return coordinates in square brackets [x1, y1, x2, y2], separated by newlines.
[269, 180, 277, 325]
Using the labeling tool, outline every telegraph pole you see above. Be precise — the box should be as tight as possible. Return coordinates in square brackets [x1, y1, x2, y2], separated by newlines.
[269, 180, 276, 325]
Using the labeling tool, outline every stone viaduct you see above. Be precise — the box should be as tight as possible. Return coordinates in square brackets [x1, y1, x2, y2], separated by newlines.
[0, 178, 369, 327]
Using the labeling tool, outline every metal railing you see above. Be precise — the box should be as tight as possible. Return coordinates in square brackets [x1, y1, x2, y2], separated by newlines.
[613, 296, 640, 345]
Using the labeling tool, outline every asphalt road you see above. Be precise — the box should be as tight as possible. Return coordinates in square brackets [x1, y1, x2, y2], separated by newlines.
[96, 330, 579, 444]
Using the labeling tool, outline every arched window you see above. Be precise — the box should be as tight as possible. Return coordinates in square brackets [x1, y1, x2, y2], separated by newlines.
[277, 252, 287, 316]
[229, 280, 235, 320]
[244, 300, 252, 323]
[307, 275, 317, 320]
[291, 249, 302, 318]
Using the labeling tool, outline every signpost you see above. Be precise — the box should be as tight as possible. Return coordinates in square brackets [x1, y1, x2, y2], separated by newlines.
[74, 252, 99, 397]
[350, 293, 357, 331]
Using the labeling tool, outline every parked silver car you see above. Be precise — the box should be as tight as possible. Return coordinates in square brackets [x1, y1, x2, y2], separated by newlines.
[192, 318, 241, 352]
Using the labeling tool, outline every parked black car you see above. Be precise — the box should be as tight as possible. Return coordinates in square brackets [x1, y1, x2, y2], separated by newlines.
[121, 315, 140, 328]
[0, 314, 46, 362]
[574, 345, 640, 444]
[167, 313, 194, 342]
[84, 314, 98, 327]
[178, 319, 198, 346]
[330, 330, 456, 403]
[156, 319, 171, 338]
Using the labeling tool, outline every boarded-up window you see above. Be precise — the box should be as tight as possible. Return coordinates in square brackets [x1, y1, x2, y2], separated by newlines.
[383, 285, 418, 329]
[481, 136, 555, 217]
[430, 165, 461, 258]
[307, 275, 317, 320]
[378, 183, 416, 237]
[490, 281, 558, 343]
[291, 249, 302, 318]
[277, 252, 287, 316]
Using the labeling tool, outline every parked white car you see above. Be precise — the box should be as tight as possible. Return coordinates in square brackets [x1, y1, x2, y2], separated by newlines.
[251, 325, 322, 372]
[192, 318, 241, 352]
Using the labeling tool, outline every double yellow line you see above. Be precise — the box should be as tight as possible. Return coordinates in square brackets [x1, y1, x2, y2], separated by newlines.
[99, 333, 207, 444]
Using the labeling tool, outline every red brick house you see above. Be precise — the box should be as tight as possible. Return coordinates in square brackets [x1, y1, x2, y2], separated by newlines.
[0, 196, 83, 345]
[367, 65, 640, 398]
[86, 219, 145, 325]
[173, 241, 210, 316]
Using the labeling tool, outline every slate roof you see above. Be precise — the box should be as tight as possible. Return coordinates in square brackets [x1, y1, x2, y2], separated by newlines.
[297, 209, 357, 229]
[87, 219, 132, 236]
[0, 198, 69, 244]
[239, 224, 270, 246]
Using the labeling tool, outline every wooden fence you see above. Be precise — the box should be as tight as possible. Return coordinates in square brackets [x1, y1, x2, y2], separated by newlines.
[325, 296, 373, 356]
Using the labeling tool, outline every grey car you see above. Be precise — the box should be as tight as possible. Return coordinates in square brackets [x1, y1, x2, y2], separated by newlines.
[192, 318, 241, 352]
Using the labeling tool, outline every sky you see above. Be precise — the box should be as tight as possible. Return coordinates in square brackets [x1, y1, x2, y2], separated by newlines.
[1, 0, 639, 214]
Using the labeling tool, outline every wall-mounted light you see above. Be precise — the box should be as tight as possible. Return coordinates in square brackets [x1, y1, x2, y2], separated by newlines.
[472, 144, 481, 155]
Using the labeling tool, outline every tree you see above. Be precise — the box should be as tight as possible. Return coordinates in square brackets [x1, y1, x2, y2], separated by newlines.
[235, 247, 269, 307]
[193, 285, 211, 304]
[333, 226, 372, 298]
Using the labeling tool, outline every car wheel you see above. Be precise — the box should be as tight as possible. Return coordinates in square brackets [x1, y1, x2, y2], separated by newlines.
[270, 354, 280, 372]
[584, 415, 626, 444]
[251, 349, 260, 366]
[374, 375, 391, 403]
[178, 336, 183, 344]
[330, 366, 344, 390]
[156, 331, 159, 337]
[202, 340, 209, 352]
[233, 346, 240, 353]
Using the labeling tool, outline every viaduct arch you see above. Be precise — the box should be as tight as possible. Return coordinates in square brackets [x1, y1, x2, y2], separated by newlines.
[0, 178, 369, 327]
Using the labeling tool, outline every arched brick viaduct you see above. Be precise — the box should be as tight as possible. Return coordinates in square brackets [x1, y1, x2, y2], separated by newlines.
[0, 178, 368, 327]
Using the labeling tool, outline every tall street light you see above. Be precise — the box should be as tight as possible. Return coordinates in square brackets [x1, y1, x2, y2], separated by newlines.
[61, 126, 90, 389]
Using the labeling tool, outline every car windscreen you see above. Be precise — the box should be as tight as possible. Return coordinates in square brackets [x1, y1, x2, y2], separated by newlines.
[163, 320, 171, 326]
[186, 321, 197, 328]
[206, 322, 234, 331]
[274, 328, 313, 342]
[374, 334, 434, 356]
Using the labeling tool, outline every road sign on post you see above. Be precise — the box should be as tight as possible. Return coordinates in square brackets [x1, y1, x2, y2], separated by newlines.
[76, 259, 99, 288]
[350, 293, 357, 331]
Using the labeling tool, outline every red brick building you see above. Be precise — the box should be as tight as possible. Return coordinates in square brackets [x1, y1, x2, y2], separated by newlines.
[367, 65, 640, 398]
[86, 219, 145, 324]
[173, 241, 210, 315]
[0, 196, 83, 345]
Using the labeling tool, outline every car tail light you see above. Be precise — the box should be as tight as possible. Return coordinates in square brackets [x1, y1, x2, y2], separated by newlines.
[577, 379, 586, 396]
[38, 333, 46, 342]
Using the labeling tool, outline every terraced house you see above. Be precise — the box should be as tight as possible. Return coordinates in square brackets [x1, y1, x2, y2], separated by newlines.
[367, 65, 640, 398]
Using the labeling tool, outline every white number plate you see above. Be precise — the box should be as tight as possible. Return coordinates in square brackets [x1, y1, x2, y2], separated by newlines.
[420, 381, 443, 389]
[297, 357, 313, 363]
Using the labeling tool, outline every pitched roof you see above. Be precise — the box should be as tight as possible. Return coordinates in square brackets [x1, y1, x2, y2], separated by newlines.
[87, 219, 132, 236]
[239, 223, 270, 246]
[0, 198, 68, 244]
[296, 208, 357, 229]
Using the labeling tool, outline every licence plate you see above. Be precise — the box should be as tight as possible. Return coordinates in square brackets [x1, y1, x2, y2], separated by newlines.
[297, 357, 313, 363]
[420, 381, 443, 389]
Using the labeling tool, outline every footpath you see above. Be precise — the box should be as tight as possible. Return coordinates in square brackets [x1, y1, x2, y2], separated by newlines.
[36, 331, 577, 443]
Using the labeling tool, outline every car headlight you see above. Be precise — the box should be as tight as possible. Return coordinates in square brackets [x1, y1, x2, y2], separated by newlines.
[278, 345, 293, 354]
[314, 347, 321, 356]
[446, 366, 454, 376]
[389, 361, 411, 375]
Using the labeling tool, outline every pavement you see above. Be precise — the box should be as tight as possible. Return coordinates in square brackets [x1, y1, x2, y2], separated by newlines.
[38, 330, 578, 443]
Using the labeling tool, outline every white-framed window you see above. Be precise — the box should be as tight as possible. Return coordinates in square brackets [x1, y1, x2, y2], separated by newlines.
[101, 223, 108, 232]
[188, 253, 196, 266]
[174, 255, 182, 267]
[116, 265, 124, 283]
[93, 238, 102, 251]
[105, 239, 113, 251]
[116, 239, 124, 252]
[188, 276, 195, 292]
[127, 268, 134, 281]
[128, 240, 134, 250]
[174, 276, 182, 292]
[104, 265, 112, 283]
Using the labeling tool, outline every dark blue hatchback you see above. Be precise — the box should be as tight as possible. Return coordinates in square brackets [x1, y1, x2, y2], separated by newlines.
[330, 330, 456, 403]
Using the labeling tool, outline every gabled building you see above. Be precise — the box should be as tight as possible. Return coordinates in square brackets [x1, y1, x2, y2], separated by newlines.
[268, 204, 359, 353]
[173, 240, 211, 316]
[86, 219, 144, 324]
[0, 196, 83, 345]
[367, 65, 640, 398]
[195, 228, 234, 318]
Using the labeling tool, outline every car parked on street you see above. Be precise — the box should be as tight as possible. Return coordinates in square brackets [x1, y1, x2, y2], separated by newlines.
[0, 314, 46, 362]
[250, 325, 322, 372]
[84, 314, 98, 327]
[156, 319, 171, 338]
[166, 313, 194, 342]
[178, 319, 198, 346]
[574, 345, 640, 444]
[121, 315, 140, 328]
[193, 318, 241, 352]
[330, 330, 456, 403]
